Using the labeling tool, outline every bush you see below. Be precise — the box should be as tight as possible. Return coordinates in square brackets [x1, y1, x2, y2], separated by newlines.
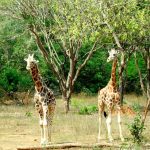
[132, 103, 143, 112]
[80, 87, 94, 96]
[0, 66, 33, 93]
[78, 105, 98, 115]
[25, 111, 32, 117]
[128, 113, 145, 144]
[71, 98, 98, 115]
[18, 74, 33, 91]
[0, 67, 20, 92]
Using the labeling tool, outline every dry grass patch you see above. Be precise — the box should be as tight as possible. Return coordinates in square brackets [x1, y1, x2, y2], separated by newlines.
[0, 94, 149, 150]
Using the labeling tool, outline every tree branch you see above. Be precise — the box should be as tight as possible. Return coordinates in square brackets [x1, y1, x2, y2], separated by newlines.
[73, 39, 99, 85]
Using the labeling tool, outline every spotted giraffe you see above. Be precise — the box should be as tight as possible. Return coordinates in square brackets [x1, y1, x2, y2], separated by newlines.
[24, 54, 56, 145]
[98, 49, 124, 142]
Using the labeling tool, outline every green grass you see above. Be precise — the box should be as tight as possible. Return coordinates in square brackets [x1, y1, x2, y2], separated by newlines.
[71, 96, 98, 115]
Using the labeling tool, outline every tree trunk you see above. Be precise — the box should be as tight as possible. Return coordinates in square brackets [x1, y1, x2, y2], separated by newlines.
[142, 48, 150, 125]
[146, 49, 150, 99]
[134, 52, 146, 96]
[62, 90, 71, 113]
[119, 52, 125, 105]
[119, 75, 124, 105]
[64, 97, 70, 114]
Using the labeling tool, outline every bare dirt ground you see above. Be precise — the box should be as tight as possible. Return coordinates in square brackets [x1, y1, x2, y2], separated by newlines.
[0, 94, 150, 150]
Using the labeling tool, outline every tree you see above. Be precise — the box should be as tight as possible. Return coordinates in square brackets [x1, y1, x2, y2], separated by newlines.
[131, 0, 149, 124]
[2, 0, 107, 113]
[1, 0, 149, 112]
[94, 0, 149, 104]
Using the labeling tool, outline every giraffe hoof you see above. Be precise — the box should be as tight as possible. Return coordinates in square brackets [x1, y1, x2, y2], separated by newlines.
[40, 139, 44, 145]
[97, 137, 102, 143]
[109, 138, 114, 143]
[121, 137, 125, 142]
[41, 140, 49, 146]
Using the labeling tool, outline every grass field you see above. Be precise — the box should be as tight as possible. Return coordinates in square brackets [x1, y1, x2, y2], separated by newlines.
[0, 94, 149, 150]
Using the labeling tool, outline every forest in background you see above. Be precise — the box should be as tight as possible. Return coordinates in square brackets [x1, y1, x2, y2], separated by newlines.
[0, 15, 145, 94]
[0, 0, 149, 107]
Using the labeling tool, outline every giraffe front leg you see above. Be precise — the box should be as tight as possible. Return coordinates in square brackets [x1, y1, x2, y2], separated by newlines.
[47, 105, 55, 143]
[39, 114, 44, 145]
[117, 108, 124, 142]
[106, 111, 113, 142]
[42, 104, 49, 145]
[98, 109, 102, 142]
[34, 95, 44, 145]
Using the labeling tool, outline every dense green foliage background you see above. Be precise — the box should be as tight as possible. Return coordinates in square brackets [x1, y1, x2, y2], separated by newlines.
[0, 16, 146, 96]
[0, 0, 148, 99]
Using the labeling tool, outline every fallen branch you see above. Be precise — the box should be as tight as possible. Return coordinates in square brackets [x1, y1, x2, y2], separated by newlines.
[17, 142, 150, 150]
[17, 142, 121, 150]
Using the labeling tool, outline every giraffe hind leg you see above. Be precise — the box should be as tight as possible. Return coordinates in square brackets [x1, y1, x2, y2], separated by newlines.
[106, 110, 113, 142]
[39, 113, 44, 144]
[98, 102, 104, 142]
[117, 106, 124, 141]
[47, 104, 55, 143]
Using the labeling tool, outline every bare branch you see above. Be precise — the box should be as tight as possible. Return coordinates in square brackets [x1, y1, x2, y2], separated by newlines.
[29, 25, 49, 59]
[73, 39, 100, 85]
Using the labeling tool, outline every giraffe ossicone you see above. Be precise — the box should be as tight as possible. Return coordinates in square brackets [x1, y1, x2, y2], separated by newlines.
[24, 54, 56, 145]
[98, 48, 124, 142]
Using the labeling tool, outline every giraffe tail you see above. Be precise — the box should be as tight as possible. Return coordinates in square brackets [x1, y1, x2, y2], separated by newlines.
[104, 111, 107, 118]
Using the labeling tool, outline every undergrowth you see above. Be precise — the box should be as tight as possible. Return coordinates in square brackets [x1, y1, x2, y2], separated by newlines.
[71, 99, 98, 115]
[78, 105, 98, 115]
[128, 112, 145, 144]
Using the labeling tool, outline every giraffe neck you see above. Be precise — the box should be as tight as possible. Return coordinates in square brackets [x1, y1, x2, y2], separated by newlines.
[108, 58, 117, 90]
[30, 62, 43, 92]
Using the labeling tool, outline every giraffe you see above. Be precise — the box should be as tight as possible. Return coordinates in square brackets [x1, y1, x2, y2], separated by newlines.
[98, 48, 124, 142]
[24, 54, 56, 145]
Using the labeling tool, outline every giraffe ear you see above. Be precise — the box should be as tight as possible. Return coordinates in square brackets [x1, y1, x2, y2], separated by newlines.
[31, 54, 34, 59]
[24, 58, 27, 61]
[36, 60, 39, 63]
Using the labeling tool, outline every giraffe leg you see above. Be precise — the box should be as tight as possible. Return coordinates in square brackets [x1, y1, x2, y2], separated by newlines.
[39, 114, 44, 144]
[98, 108, 102, 142]
[47, 104, 55, 143]
[106, 111, 113, 142]
[98, 101, 104, 142]
[42, 104, 49, 145]
[34, 94, 44, 144]
[47, 122, 51, 143]
[117, 107, 124, 141]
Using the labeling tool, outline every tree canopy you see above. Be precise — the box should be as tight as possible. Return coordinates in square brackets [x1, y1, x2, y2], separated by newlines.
[0, 0, 149, 112]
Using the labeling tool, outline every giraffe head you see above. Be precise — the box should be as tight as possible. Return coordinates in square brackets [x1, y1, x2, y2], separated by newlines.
[24, 54, 39, 70]
[107, 48, 119, 62]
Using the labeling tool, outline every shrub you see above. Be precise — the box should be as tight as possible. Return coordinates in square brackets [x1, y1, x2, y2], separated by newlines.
[78, 105, 98, 115]
[128, 113, 145, 144]
[18, 74, 33, 91]
[25, 111, 32, 117]
[80, 87, 94, 96]
[132, 103, 142, 112]
[71, 98, 98, 115]
[0, 67, 20, 92]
